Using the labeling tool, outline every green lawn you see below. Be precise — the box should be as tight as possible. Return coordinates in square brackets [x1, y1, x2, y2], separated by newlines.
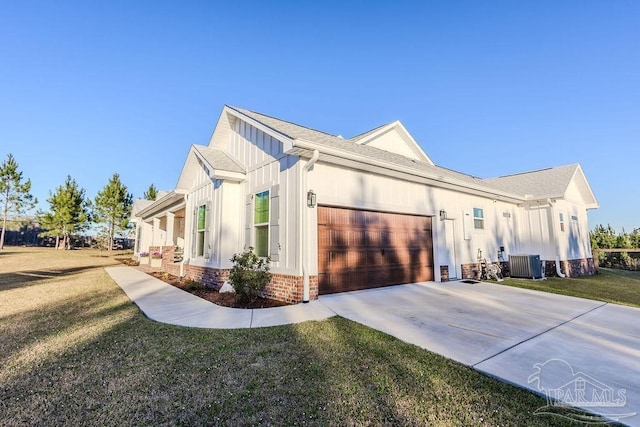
[1, 248, 591, 426]
[497, 268, 640, 308]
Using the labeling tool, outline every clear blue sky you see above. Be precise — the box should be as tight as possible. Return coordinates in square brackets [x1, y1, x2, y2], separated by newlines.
[2, 1, 638, 232]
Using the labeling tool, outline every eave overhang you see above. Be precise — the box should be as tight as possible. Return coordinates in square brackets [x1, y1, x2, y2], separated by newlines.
[137, 191, 187, 220]
[191, 145, 247, 183]
[287, 139, 526, 204]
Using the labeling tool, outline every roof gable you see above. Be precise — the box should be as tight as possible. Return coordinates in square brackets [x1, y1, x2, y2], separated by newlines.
[484, 164, 598, 208]
[176, 145, 246, 190]
[350, 121, 433, 164]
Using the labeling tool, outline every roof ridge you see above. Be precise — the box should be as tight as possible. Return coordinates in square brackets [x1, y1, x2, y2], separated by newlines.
[349, 122, 395, 142]
[489, 163, 578, 179]
[227, 105, 338, 139]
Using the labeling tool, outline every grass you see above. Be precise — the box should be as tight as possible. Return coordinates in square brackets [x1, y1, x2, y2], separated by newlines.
[496, 268, 640, 308]
[1, 248, 593, 426]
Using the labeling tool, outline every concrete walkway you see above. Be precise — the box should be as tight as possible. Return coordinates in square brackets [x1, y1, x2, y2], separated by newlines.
[107, 266, 640, 425]
[105, 266, 335, 328]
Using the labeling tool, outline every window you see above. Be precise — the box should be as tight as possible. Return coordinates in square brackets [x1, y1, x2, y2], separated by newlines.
[473, 208, 484, 229]
[559, 213, 565, 232]
[254, 190, 269, 257]
[196, 204, 206, 257]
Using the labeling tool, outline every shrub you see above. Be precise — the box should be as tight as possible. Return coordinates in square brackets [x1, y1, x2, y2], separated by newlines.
[229, 247, 272, 303]
[185, 280, 202, 292]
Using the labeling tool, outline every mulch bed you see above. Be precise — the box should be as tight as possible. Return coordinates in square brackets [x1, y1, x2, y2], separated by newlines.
[146, 271, 290, 309]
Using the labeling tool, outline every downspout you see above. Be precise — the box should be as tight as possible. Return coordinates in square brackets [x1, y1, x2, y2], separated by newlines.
[555, 256, 566, 278]
[302, 149, 320, 303]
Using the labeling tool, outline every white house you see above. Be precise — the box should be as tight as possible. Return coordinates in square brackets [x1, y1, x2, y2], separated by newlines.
[133, 105, 598, 303]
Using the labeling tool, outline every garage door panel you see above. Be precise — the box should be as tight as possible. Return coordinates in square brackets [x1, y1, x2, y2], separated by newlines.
[318, 206, 434, 295]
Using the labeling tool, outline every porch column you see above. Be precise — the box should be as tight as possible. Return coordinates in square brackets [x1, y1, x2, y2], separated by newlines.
[166, 212, 175, 247]
[152, 217, 161, 246]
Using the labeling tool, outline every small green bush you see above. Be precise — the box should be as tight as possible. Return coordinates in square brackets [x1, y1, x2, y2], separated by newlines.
[185, 280, 202, 292]
[229, 247, 272, 302]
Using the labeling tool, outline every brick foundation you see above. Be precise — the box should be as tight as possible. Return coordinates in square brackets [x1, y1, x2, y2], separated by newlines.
[543, 258, 595, 278]
[461, 262, 482, 280]
[440, 265, 449, 282]
[461, 257, 594, 280]
[182, 264, 224, 289]
[262, 274, 319, 304]
[175, 263, 317, 304]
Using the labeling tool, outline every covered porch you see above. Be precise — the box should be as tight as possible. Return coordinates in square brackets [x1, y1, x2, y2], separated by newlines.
[136, 191, 187, 268]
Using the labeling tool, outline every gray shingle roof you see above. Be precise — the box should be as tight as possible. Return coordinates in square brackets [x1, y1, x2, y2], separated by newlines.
[229, 106, 476, 176]
[193, 145, 245, 174]
[484, 164, 578, 199]
[227, 105, 578, 200]
[349, 122, 393, 143]
[228, 106, 340, 145]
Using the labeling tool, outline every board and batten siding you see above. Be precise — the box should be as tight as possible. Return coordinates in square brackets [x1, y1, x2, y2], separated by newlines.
[308, 162, 541, 279]
[185, 175, 215, 266]
[226, 119, 302, 275]
[184, 179, 244, 270]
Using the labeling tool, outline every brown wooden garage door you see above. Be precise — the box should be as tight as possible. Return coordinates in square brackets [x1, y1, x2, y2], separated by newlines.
[318, 206, 434, 295]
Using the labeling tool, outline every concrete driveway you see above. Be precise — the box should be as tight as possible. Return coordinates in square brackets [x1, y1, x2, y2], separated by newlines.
[319, 281, 640, 426]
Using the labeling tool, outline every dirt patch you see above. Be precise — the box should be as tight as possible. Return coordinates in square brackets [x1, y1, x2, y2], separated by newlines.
[147, 271, 290, 309]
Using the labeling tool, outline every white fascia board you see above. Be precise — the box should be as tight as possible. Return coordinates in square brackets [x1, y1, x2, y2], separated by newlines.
[290, 139, 525, 203]
[572, 165, 599, 209]
[353, 122, 396, 144]
[137, 191, 186, 219]
[518, 198, 554, 209]
[211, 171, 246, 182]
[389, 121, 434, 165]
[224, 106, 295, 152]
[191, 146, 246, 183]
[354, 121, 434, 165]
[204, 107, 231, 149]
[175, 145, 198, 191]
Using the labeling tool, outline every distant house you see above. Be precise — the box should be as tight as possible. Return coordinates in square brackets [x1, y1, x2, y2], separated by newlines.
[132, 105, 598, 303]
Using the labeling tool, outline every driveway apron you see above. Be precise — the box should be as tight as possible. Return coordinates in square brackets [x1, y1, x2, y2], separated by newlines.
[319, 281, 640, 426]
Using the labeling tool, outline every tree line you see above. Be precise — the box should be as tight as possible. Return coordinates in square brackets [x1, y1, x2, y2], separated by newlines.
[0, 153, 158, 250]
[589, 224, 640, 250]
[589, 224, 640, 270]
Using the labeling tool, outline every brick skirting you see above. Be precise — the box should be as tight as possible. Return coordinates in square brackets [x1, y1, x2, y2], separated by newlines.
[174, 262, 318, 304]
[543, 258, 595, 278]
[440, 265, 449, 282]
[461, 257, 594, 280]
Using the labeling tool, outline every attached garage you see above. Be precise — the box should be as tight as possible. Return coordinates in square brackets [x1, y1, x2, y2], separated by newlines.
[317, 206, 434, 295]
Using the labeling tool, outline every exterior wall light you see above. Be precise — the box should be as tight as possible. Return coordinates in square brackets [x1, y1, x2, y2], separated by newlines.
[307, 190, 316, 208]
[439, 209, 447, 220]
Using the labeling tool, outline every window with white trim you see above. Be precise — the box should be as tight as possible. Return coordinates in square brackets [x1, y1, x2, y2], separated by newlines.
[473, 208, 484, 229]
[196, 204, 206, 257]
[559, 213, 565, 232]
[254, 190, 269, 257]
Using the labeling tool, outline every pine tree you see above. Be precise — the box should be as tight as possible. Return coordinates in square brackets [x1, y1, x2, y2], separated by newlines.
[39, 175, 90, 249]
[143, 183, 158, 201]
[92, 173, 132, 251]
[0, 154, 37, 249]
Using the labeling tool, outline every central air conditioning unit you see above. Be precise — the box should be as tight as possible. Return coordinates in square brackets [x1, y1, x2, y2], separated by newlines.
[509, 254, 543, 279]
